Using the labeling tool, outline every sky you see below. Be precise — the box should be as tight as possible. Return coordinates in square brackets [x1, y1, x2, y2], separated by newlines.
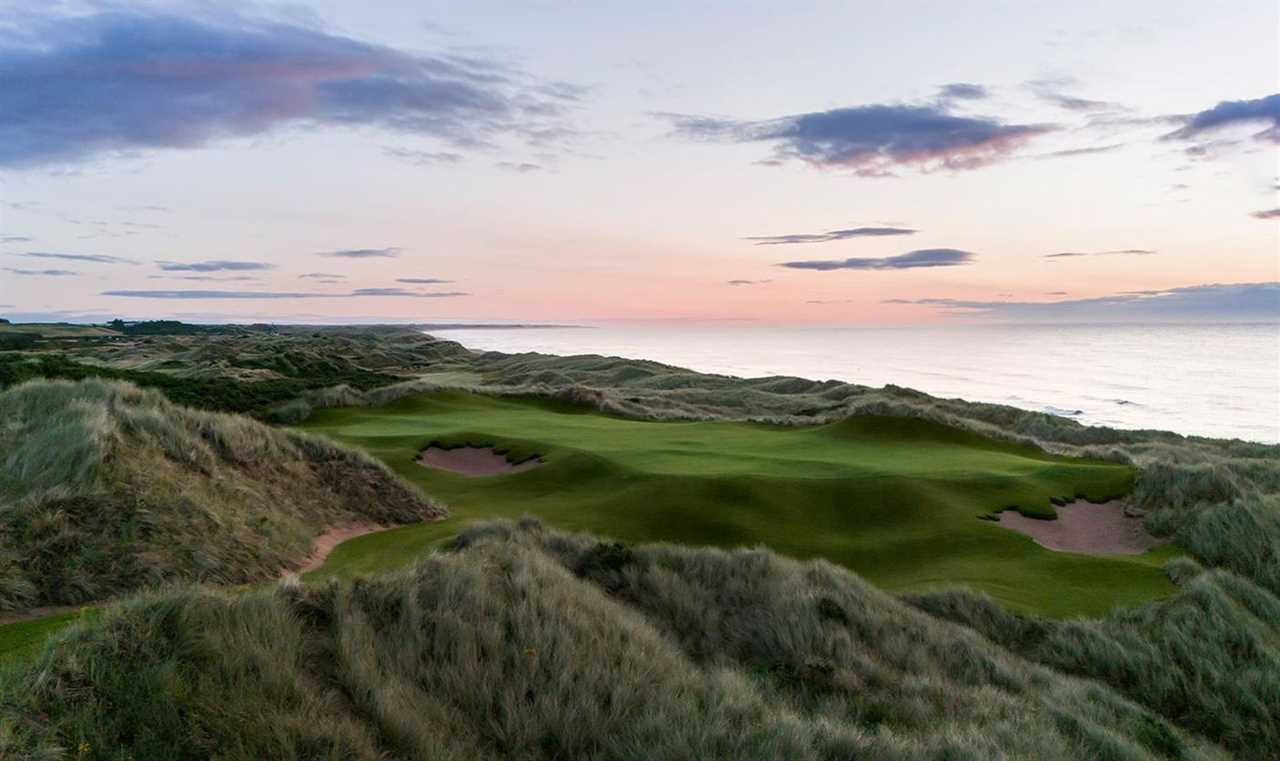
[0, 0, 1277, 325]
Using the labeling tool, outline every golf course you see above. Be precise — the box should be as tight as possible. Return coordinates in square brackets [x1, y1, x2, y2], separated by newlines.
[299, 390, 1177, 617]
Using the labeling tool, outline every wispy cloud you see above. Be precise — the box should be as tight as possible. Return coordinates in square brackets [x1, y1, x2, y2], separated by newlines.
[382, 147, 465, 165]
[937, 83, 989, 101]
[495, 161, 543, 173]
[1026, 77, 1123, 114]
[884, 282, 1280, 322]
[746, 226, 916, 245]
[780, 248, 975, 271]
[102, 288, 469, 299]
[157, 260, 276, 272]
[0, 235, 32, 244]
[4, 268, 77, 276]
[12, 251, 139, 264]
[727, 279, 771, 286]
[666, 103, 1052, 176]
[396, 277, 454, 284]
[148, 275, 260, 282]
[299, 273, 347, 280]
[1044, 249, 1157, 259]
[1251, 208, 1280, 220]
[317, 247, 401, 259]
[0, 8, 581, 168]
[1035, 144, 1123, 159]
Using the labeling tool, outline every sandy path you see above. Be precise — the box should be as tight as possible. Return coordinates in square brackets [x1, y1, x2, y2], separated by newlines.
[290, 522, 387, 575]
[417, 446, 543, 477]
[997, 500, 1161, 555]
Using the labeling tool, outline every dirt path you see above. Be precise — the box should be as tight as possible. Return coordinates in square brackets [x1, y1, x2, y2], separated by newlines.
[289, 522, 387, 575]
[417, 446, 543, 477]
[997, 500, 1161, 555]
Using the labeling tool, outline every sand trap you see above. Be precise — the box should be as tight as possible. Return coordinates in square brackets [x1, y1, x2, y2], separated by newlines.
[997, 500, 1161, 555]
[292, 522, 385, 575]
[417, 446, 542, 477]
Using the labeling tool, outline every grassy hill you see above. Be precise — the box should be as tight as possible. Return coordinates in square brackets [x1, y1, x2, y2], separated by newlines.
[299, 390, 1172, 617]
[7, 520, 1272, 761]
[0, 378, 444, 615]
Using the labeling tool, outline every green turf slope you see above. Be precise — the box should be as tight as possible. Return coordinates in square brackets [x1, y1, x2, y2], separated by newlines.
[299, 391, 1177, 617]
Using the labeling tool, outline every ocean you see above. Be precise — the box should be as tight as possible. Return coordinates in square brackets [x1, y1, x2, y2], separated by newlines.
[429, 322, 1280, 444]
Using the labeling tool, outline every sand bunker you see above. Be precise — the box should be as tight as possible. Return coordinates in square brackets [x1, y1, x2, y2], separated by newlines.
[417, 446, 543, 477]
[293, 523, 385, 574]
[997, 500, 1161, 555]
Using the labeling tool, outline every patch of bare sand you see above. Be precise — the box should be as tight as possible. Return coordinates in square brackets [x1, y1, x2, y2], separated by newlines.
[417, 446, 543, 477]
[291, 523, 386, 575]
[997, 500, 1161, 555]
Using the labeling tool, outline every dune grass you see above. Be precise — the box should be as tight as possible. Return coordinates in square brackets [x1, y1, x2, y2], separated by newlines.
[0, 520, 1224, 761]
[0, 378, 444, 615]
[299, 390, 1175, 617]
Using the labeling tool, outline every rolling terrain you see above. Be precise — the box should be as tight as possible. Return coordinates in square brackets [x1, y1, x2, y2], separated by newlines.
[299, 390, 1172, 617]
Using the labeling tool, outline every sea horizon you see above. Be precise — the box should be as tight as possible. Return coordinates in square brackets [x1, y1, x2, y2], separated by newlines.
[431, 321, 1280, 444]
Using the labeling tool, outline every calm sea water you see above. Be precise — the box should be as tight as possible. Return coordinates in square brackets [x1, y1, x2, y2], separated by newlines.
[429, 323, 1280, 444]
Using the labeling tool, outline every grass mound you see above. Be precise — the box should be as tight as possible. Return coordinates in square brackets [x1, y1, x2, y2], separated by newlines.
[0, 521, 1223, 760]
[0, 378, 444, 614]
[299, 390, 1172, 617]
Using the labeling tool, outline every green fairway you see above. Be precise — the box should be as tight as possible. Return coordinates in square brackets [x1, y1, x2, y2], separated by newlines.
[299, 390, 1177, 617]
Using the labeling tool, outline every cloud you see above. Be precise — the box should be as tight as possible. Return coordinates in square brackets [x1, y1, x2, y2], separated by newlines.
[0, 235, 32, 244]
[317, 247, 401, 258]
[396, 277, 453, 284]
[1045, 291, 1070, 296]
[1026, 78, 1122, 114]
[779, 248, 975, 271]
[4, 268, 77, 276]
[746, 226, 916, 245]
[1035, 143, 1123, 159]
[299, 273, 346, 279]
[884, 282, 1279, 322]
[1163, 93, 1280, 144]
[101, 288, 469, 299]
[805, 298, 855, 304]
[937, 83, 988, 101]
[667, 103, 1052, 175]
[727, 279, 771, 286]
[383, 147, 465, 165]
[1251, 208, 1280, 220]
[1044, 249, 1157, 259]
[148, 275, 260, 282]
[157, 260, 276, 272]
[0, 8, 580, 168]
[12, 251, 139, 264]
[495, 161, 542, 172]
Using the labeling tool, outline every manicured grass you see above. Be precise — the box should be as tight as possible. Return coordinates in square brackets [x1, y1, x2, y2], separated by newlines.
[299, 390, 1177, 617]
[0, 609, 100, 666]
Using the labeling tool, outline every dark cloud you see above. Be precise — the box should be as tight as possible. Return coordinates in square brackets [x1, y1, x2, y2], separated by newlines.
[883, 282, 1279, 322]
[1251, 208, 1280, 220]
[383, 147, 464, 165]
[349, 287, 466, 297]
[396, 277, 453, 284]
[727, 279, 771, 286]
[937, 83, 989, 101]
[317, 247, 401, 258]
[157, 260, 276, 272]
[779, 248, 975, 271]
[746, 226, 916, 245]
[1163, 93, 1280, 144]
[1045, 291, 1070, 296]
[4, 268, 77, 276]
[1044, 249, 1157, 259]
[495, 161, 543, 172]
[1035, 144, 1123, 159]
[667, 104, 1052, 175]
[102, 288, 469, 299]
[0, 8, 580, 167]
[13, 251, 139, 264]
[148, 275, 259, 282]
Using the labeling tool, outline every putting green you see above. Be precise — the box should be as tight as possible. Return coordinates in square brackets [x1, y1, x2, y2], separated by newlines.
[299, 391, 1178, 617]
